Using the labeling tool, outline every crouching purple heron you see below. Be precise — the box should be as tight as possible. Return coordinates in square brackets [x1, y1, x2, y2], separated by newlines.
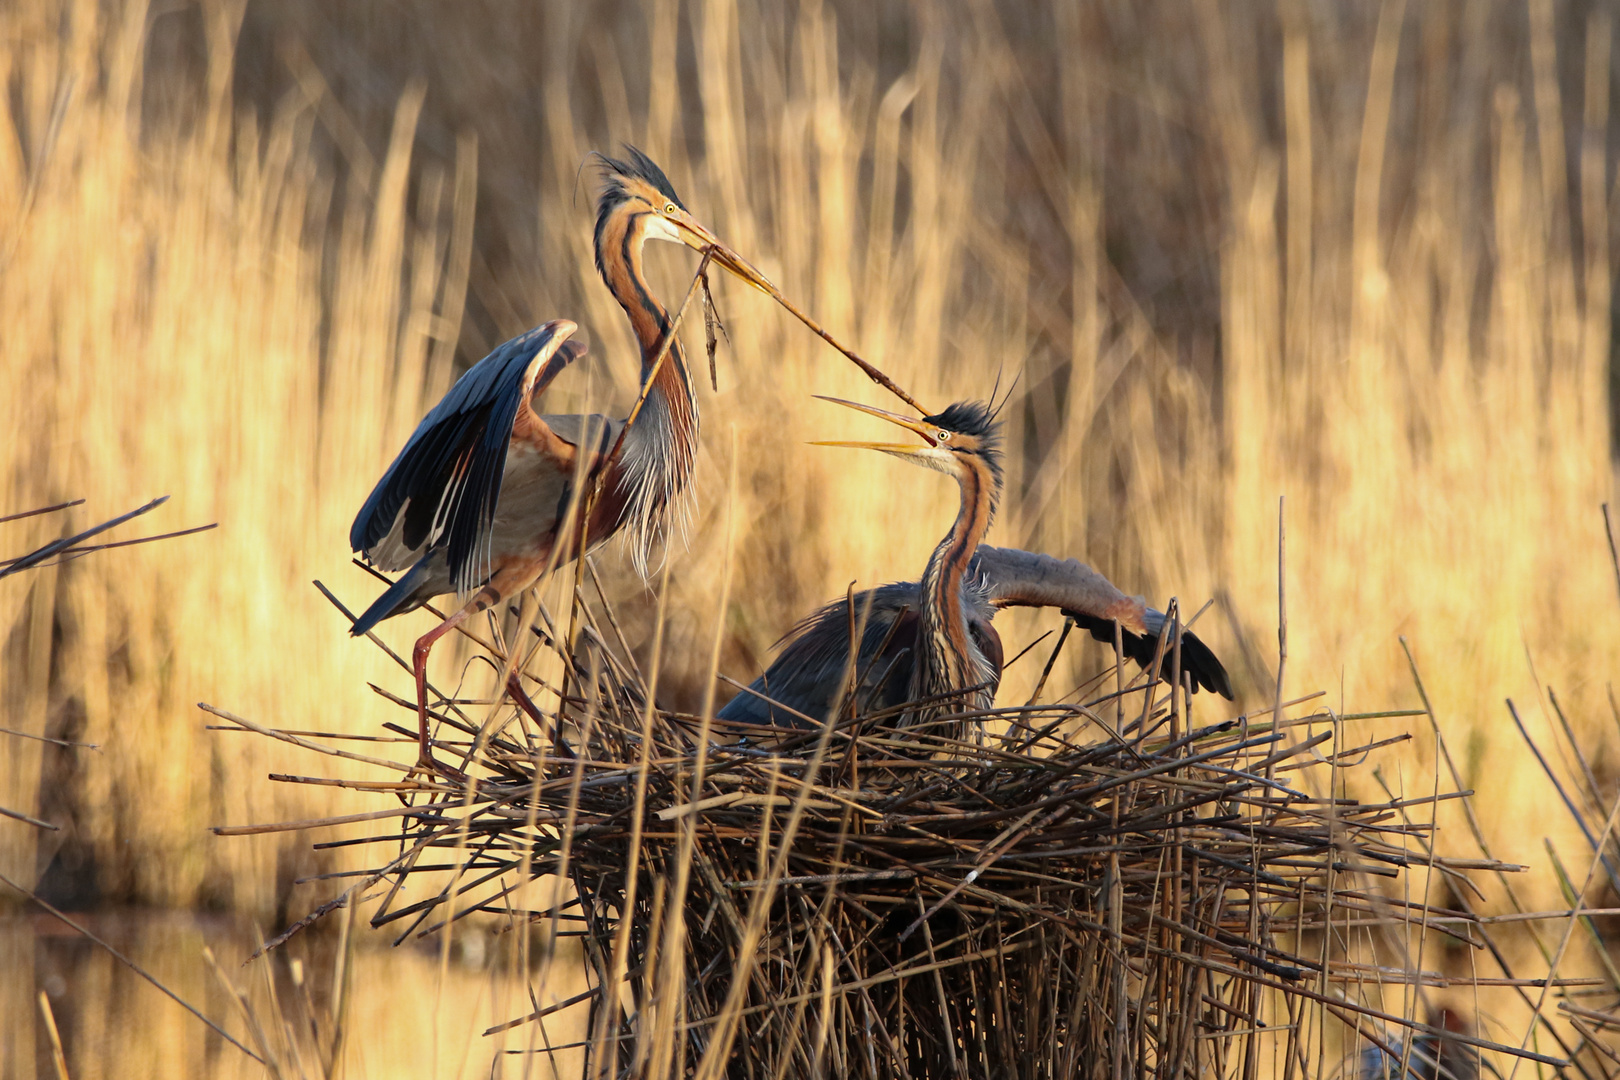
[717, 397, 1233, 738]
[349, 149, 770, 775]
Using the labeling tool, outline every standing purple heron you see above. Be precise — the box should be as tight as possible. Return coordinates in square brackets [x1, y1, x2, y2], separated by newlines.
[717, 397, 1232, 738]
[349, 149, 769, 774]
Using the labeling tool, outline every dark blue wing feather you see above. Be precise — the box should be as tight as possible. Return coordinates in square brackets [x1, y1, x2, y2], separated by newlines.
[717, 582, 924, 729]
[350, 322, 572, 593]
[349, 555, 433, 636]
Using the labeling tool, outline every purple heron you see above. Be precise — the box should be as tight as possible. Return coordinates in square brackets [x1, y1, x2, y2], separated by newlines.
[349, 149, 768, 774]
[718, 397, 1232, 737]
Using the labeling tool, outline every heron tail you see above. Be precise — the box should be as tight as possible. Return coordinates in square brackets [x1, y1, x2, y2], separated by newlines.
[351, 558, 431, 637]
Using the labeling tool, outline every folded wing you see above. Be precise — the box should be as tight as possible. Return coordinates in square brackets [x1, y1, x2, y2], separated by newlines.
[717, 582, 926, 728]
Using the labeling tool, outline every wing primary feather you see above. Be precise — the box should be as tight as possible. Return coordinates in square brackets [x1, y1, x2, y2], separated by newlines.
[350, 556, 431, 636]
[951, 545, 1236, 699]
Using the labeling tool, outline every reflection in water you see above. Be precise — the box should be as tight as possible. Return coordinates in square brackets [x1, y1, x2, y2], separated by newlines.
[3, 908, 590, 1079]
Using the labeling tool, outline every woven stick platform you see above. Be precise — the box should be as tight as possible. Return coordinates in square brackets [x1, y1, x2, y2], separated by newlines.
[211, 577, 1551, 1080]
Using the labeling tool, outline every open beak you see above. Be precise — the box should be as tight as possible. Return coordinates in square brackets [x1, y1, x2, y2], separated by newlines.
[809, 395, 936, 455]
[672, 217, 776, 296]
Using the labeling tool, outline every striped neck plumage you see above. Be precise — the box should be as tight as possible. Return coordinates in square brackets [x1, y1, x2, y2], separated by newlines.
[913, 453, 999, 715]
[595, 202, 700, 576]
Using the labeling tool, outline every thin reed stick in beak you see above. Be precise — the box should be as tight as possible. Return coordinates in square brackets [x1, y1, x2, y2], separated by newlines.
[751, 275, 928, 414]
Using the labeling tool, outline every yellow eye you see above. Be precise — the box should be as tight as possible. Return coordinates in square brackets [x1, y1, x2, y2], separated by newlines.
[664, 202, 678, 215]
[937, 430, 951, 442]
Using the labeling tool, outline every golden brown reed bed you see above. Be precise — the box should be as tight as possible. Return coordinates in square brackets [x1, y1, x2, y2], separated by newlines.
[2, 0, 1616, 925]
[6, 0, 1620, 1073]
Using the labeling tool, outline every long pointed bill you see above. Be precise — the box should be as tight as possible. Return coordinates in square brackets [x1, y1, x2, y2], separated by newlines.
[809, 439, 928, 455]
[673, 220, 776, 296]
[812, 395, 937, 444]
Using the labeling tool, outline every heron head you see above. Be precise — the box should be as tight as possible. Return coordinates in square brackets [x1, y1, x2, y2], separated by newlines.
[813, 397, 1004, 498]
[593, 147, 773, 294]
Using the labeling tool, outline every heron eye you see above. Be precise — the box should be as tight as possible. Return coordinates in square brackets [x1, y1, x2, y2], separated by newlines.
[664, 202, 678, 215]
[937, 430, 951, 442]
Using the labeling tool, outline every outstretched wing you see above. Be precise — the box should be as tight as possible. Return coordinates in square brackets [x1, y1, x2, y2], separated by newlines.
[970, 545, 1234, 698]
[350, 320, 584, 592]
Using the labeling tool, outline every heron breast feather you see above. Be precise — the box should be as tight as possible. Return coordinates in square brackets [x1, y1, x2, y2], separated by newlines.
[487, 444, 575, 556]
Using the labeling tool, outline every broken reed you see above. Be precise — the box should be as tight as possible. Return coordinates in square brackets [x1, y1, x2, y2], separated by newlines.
[208, 575, 1561, 1080]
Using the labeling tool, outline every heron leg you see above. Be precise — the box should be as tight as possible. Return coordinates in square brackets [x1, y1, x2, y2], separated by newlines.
[504, 673, 576, 759]
[412, 611, 464, 770]
[411, 600, 482, 778]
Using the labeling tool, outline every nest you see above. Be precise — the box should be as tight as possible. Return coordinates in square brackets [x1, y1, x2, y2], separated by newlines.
[212, 578, 1545, 1080]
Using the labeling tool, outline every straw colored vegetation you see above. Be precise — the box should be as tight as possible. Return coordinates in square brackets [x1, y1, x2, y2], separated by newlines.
[4, 0, 1620, 1075]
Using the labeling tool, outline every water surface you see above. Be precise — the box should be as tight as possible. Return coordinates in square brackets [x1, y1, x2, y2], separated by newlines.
[3, 907, 590, 1079]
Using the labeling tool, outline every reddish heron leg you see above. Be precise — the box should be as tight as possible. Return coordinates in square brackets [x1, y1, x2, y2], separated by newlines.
[505, 673, 576, 759]
[412, 607, 473, 778]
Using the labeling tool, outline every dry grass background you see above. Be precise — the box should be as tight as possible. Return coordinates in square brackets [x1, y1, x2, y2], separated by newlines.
[3, 0, 1620, 1074]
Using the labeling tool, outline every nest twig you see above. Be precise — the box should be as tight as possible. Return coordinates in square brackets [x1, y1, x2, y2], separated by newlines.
[211, 578, 1561, 1080]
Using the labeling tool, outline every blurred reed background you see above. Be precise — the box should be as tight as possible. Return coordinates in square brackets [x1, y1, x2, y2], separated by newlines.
[2, 0, 1618, 1075]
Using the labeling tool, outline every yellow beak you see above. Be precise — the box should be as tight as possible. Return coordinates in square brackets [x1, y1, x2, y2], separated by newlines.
[672, 218, 776, 296]
[809, 395, 937, 452]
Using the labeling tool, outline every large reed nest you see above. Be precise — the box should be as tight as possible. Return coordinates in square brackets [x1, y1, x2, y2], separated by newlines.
[212, 578, 1548, 1080]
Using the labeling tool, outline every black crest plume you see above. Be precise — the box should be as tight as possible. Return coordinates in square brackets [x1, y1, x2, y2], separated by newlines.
[593, 146, 688, 282]
[595, 146, 686, 219]
[928, 400, 1002, 475]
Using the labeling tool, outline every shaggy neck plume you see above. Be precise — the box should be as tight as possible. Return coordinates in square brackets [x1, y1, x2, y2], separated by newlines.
[912, 453, 1000, 726]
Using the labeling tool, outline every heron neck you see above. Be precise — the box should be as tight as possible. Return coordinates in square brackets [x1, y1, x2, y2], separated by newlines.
[916, 456, 998, 701]
[594, 205, 700, 574]
[597, 207, 697, 398]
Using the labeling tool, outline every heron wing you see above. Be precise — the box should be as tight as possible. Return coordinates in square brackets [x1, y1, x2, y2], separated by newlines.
[539, 412, 625, 452]
[970, 545, 1234, 698]
[717, 583, 923, 728]
[717, 581, 1006, 728]
[971, 546, 1146, 626]
[350, 320, 582, 591]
